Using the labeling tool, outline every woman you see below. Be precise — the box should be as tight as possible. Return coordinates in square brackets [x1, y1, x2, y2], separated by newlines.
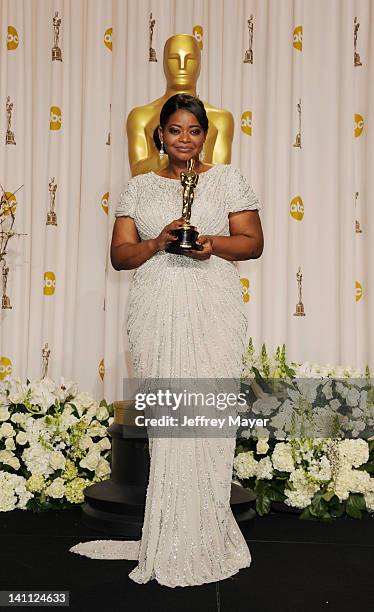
[70, 94, 263, 587]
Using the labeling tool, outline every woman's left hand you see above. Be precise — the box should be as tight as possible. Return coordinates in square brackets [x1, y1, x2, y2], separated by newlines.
[184, 235, 213, 260]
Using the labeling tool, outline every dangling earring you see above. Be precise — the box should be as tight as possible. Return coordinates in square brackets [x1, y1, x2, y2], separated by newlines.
[199, 148, 204, 162]
[159, 140, 165, 159]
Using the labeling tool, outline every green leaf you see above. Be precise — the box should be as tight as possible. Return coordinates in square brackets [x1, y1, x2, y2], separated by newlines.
[346, 494, 365, 519]
[322, 490, 335, 502]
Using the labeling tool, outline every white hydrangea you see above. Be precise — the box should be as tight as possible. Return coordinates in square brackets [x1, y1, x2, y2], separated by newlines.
[233, 451, 258, 479]
[364, 491, 374, 512]
[28, 379, 57, 412]
[0, 471, 33, 511]
[256, 457, 273, 480]
[338, 439, 369, 468]
[284, 469, 320, 509]
[22, 443, 54, 476]
[252, 395, 281, 417]
[307, 455, 332, 482]
[271, 442, 294, 472]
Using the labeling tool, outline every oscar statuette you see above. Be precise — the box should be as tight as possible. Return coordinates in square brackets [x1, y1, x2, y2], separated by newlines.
[165, 159, 204, 254]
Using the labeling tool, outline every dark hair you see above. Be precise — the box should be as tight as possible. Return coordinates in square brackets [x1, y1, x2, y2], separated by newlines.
[153, 94, 209, 151]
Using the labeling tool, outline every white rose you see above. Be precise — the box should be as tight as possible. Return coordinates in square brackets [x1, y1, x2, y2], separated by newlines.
[15, 431, 28, 445]
[271, 442, 294, 472]
[96, 405, 109, 421]
[346, 387, 360, 407]
[0, 406, 10, 422]
[49, 451, 66, 471]
[98, 437, 111, 451]
[0, 450, 19, 469]
[45, 477, 65, 499]
[256, 456, 273, 480]
[0, 422, 15, 438]
[78, 434, 94, 451]
[95, 458, 111, 478]
[79, 450, 100, 471]
[10, 412, 26, 425]
[5, 438, 16, 451]
[256, 439, 269, 455]
[73, 392, 95, 416]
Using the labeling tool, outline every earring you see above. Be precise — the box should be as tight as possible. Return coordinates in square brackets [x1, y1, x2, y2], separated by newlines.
[159, 140, 165, 159]
[199, 148, 204, 162]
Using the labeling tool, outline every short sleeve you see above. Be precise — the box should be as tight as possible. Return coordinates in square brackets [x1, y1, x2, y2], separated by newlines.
[115, 178, 138, 218]
[225, 166, 261, 214]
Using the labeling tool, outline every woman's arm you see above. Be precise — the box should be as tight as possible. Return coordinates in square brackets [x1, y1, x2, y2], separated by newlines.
[210, 210, 264, 261]
[110, 216, 186, 271]
[186, 210, 264, 262]
[110, 217, 157, 271]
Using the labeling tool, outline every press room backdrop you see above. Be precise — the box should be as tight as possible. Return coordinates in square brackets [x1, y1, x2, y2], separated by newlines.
[0, 0, 372, 401]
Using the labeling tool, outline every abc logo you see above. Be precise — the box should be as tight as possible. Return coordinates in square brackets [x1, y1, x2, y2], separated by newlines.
[1, 191, 17, 216]
[99, 358, 105, 381]
[0, 356, 12, 381]
[355, 280, 362, 302]
[7, 26, 19, 50]
[290, 196, 304, 220]
[44, 271, 56, 296]
[193, 25, 203, 49]
[101, 192, 109, 215]
[104, 27, 112, 51]
[354, 113, 364, 137]
[50, 106, 62, 130]
[241, 111, 252, 136]
[293, 26, 303, 51]
[240, 278, 250, 303]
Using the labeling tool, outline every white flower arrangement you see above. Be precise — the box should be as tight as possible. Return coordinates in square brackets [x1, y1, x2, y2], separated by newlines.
[0, 376, 113, 512]
[234, 339, 374, 520]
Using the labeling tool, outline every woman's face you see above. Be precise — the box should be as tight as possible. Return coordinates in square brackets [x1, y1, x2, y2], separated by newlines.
[159, 109, 206, 163]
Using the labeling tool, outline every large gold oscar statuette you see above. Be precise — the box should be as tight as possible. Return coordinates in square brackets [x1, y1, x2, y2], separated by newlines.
[293, 99, 302, 148]
[52, 11, 62, 61]
[1, 260, 11, 309]
[5, 97, 16, 145]
[293, 267, 306, 316]
[46, 177, 57, 226]
[354, 17, 362, 67]
[149, 13, 157, 62]
[165, 159, 203, 254]
[244, 15, 254, 64]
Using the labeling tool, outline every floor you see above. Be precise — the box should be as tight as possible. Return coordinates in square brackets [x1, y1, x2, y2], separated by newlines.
[0, 508, 373, 611]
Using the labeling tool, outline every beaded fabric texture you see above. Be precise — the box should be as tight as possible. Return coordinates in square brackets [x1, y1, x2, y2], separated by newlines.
[69, 164, 261, 588]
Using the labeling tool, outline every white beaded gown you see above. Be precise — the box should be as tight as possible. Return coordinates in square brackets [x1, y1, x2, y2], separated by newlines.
[70, 164, 261, 588]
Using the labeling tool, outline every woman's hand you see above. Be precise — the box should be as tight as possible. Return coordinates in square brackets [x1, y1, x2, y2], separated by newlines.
[184, 235, 213, 260]
[154, 218, 186, 251]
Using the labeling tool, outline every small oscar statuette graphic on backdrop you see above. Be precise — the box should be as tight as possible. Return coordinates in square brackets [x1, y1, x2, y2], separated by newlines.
[243, 15, 254, 63]
[46, 177, 57, 226]
[52, 11, 62, 61]
[165, 159, 203, 255]
[354, 17, 362, 67]
[293, 99, 302, 148]
[293, 266, 306, 316]
[5, 97, 16, 145]
[1, 260, 11, 310]
[355, 191, 362, 233]
[41, 343, 51, 378]
[106, 104, 111, 145]
[149, 13, 157, 62]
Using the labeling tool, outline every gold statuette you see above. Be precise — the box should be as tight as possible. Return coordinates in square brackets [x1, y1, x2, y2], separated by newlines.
[354, 17, 362, 67]
[5, 97, 16, 145]
[355, 191, 362, 233]
[46, 177, 57, 226]
[52, 11, 62, 61]
[41, 343, 51, 378]
[149, 13, 157, 62]
[1, 261, 11, 309]
[293, 267, 306, 316]
[165, 159, 203, 254]
[244, 15, 254, 63]
[293, 99, 302, 148]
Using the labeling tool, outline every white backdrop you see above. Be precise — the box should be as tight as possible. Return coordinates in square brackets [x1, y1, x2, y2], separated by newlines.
[0, 0, 372, 401]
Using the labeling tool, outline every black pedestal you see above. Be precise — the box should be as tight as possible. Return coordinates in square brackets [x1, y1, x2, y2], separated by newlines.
[82, 421, 256, 537]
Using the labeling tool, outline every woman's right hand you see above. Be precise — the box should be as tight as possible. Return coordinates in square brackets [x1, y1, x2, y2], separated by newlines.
[154, 218, 185, 252]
